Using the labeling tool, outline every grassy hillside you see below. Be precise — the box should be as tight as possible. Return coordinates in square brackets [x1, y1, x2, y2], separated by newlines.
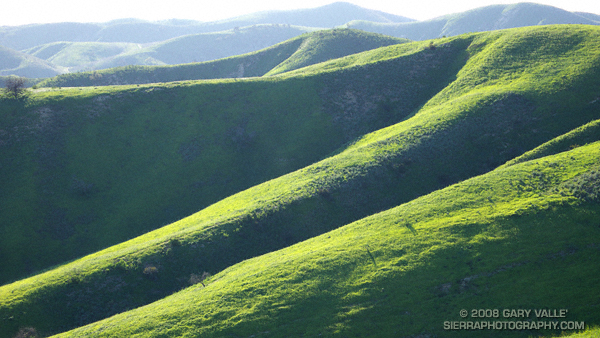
[345, 3, 599, 40]
[24, 42, 142, 72]
[501, 118, 600, 168]
[0, 45, 65, 78]
[0, 2, 412, 78]
[264, 29, 408, 75]
[7, 3, 600, 79]
[1, 24, 599, 337]
[18, 25, 317, 78]
[49, 140, 600, 338]
[37, 29, 408, 87]
[95, 24, 318, 68]
[0, 28, 452, 287]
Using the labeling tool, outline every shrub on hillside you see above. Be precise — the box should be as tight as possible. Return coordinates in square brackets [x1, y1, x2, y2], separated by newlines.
[13, 327, 39, 338]
[5, 76, 26, 98]
[143, 265, 159, 279]
[558, 168, 600, 202]
[189, 271, 211, 286]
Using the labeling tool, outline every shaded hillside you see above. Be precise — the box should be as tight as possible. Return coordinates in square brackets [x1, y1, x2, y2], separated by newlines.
[37, 29, 409, 87]
[51, 141, 600, 338]
[0, 29, 456, 287]
[501, 118, 600, 167]
[1, 25, 599, 337]
[0, 45, 65, 78]
[346, 3, 600, 40]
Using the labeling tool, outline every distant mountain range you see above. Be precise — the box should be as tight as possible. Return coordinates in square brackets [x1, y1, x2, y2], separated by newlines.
[0, 1, 599, 79]
[0, 2, 411, 50]
[345, 2, 600, 39]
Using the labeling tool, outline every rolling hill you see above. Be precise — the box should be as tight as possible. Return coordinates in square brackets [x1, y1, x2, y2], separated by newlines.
[0, 24, 599, 337]
[24, 41, 143, 72]
[88, 25, 320, 69]
[50, 138, 600, 338]
[0, 2, 412, 51]
[0, 45, 65, 78]
[345, 2, 600, 40]
[36, 29, 409, 87]
[3, 2, 600, 79]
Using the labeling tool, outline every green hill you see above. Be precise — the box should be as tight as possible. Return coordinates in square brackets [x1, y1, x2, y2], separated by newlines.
[0, 45, 65, 78]
[501, 119, 600, 168]
[24, 42, 142, 72]
[345, 3, 600, 40]
[91, 24, 319, 69]
[1, 24, 599, 337]
[36, 29, 409, 87]
[0, 29, 443, 287]
[50, 139, 600, 338]
[20, 25, 317, 76]
[5, 3, 600, 79]
[0, 2, 413, 78]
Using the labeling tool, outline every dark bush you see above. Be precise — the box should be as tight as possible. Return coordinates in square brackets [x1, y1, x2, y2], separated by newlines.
[13, 327, 39, 338]
[5, 76, 26, 98]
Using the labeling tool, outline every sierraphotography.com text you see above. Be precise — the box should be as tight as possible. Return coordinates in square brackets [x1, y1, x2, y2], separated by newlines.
[444, 309, 585, 331]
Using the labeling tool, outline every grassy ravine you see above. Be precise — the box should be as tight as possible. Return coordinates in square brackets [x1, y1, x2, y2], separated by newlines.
[501, 118, 600, 168]
[0, 24, 599, 337]
[36, 29, 408, 87]
[52, 141, 600, 337]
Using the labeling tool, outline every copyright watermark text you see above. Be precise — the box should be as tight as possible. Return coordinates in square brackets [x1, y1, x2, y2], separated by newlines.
[444, 309, 585, 331]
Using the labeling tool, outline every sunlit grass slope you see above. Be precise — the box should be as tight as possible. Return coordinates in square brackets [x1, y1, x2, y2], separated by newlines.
[1, 24, 599, 337]
[557, 326, 600, 338]
[36, 29, 408, 87]
[0, 29, 455, 287]
[51, 141, 600, 338]
[263, 29, 409, 75]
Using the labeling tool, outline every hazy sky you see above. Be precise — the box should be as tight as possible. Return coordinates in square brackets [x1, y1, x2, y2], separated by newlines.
[2, 0, 600, 26]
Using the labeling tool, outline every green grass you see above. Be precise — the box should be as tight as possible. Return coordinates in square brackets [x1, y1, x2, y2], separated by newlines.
[264, 29, 409, 75]
[501, 118, 600, 167]
[49, 141, 600, 338]
[36, 29, 408, 87]
[1, 32, 457, 288]
[1, 24, 600, 337]
[553, 326, 600, 338]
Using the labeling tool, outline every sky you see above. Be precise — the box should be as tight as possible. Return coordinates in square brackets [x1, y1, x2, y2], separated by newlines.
[2, 0, 600, 26]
